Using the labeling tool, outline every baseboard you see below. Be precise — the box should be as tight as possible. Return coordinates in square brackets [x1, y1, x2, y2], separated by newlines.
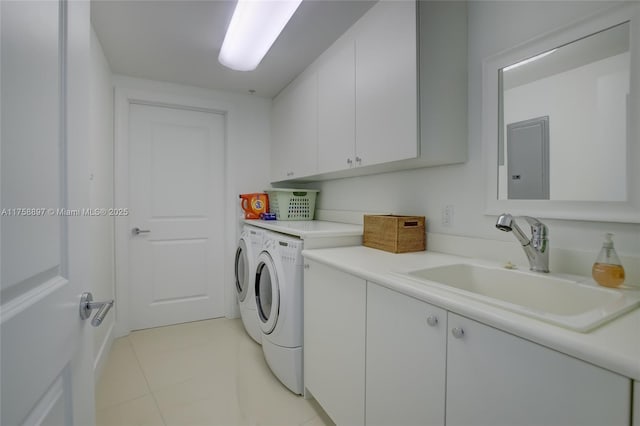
[93, 320, 115, 383]
[226, 306, 240, 319]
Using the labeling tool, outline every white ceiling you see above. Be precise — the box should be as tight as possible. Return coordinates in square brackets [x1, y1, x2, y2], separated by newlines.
[91, 0, 376, 98]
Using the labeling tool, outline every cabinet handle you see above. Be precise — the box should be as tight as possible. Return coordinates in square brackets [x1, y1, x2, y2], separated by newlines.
[355, 156, 362, 165]
[426, 315, 438, 326]
[304, 264, 310, 270]
[286, 171, 294, 177]
[347, 158, 353, 166]
[451, 327, 464, 338]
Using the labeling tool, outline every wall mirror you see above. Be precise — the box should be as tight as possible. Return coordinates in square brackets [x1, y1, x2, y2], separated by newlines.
[483, 4, 640, 223]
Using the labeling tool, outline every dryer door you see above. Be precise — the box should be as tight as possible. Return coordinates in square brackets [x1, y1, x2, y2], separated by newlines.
[235, 237, 251, 302]
[255, 251, 280, 334]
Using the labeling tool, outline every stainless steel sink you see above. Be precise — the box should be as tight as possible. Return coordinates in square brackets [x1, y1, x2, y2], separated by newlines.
[396, 263, 640, 332]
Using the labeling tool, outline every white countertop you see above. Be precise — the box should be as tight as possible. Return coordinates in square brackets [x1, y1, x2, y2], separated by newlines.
[302, 245, 640, 381]
[244, 219, 363, 239]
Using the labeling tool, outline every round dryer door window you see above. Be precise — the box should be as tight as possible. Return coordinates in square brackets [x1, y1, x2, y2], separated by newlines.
[235, 239, 250, 302]
[255, 252, 280, 334]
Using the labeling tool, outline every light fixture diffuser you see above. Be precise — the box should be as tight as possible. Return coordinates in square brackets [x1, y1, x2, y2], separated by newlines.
[219, 0, 303, 71]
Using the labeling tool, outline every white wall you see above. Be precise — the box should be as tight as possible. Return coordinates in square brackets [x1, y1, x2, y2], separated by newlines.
[112, 75, 272, 320]
[502, 52, 629, 201]
[89, 27, 115, 379]
[309, 2, 639, 276]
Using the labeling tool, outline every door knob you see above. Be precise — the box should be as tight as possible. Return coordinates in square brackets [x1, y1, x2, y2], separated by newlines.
[132, 227, 151, 235]
[79, 292, 114, 327]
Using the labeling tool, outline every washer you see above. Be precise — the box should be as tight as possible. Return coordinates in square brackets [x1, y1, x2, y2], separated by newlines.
[254, 232, 304, 394]
[246, 219, 363, 395]
[234, 225, 264, 344]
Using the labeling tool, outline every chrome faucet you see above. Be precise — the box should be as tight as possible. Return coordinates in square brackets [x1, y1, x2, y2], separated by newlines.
[496, 213, 549, 273]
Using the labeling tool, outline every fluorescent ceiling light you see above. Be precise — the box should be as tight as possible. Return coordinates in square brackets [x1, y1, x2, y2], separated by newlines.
[219, 0, 303, 71]
[503, 49, 558, 72]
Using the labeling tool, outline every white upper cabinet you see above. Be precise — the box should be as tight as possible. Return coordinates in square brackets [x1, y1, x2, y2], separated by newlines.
[317, 0, 417, 174]
[271, 71, 318, 182]
[270, 0, 468, 183]
[418, 1, 468, 165]
[270, 92, 289, 182]
[355, 0, 418, 168]
[317, 40, 356, 174]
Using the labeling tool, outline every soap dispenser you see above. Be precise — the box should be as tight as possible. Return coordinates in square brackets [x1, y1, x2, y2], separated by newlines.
[592, 233, 625, 288]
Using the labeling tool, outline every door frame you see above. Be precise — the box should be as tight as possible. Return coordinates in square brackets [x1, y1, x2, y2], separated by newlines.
[114, 87, 230, 337]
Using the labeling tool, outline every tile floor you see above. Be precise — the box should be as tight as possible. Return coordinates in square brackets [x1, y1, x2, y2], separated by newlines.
[96, 318, 335, 426]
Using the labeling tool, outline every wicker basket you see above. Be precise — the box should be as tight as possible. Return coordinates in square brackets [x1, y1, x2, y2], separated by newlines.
[265, 189, 319, 220]
[363, 215, 426, 253]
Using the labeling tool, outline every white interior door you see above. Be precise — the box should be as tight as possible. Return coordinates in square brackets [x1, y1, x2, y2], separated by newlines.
[1, 1, 95, 425]
[128, 104, 225, 330]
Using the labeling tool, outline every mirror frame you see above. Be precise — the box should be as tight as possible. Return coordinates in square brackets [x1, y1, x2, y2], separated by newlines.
[483, 3, 640, 223]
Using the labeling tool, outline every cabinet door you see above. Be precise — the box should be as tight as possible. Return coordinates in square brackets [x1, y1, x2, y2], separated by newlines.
[418, 1, 468, 165]
[304, 260, 365, 426]
[446, 313, 630, 426]
[355, 0, 418, 167]
[366, 283, 446, 426]
[271, 92, 291, 182]
[287, 71, 318, 178]
[318, 40, 356, 174]
[270, 72, 318, 181]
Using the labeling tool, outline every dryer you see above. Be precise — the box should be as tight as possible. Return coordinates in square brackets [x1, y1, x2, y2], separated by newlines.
[234, 225, 264, 344]
[254, 232, 304, 394]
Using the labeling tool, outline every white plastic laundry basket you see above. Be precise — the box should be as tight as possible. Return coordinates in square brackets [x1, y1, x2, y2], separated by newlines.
[265, 189, 319, 220]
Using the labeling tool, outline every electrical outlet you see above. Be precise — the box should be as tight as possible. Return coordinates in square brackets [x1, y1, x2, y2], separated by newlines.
[442, 205, 454, 227]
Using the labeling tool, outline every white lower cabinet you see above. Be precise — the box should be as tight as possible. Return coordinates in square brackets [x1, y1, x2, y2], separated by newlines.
[304, 260, 366, 426]
[304, 265, 632, 426]
[366, 283, 446, 426]
[446, 312, 630, 426]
